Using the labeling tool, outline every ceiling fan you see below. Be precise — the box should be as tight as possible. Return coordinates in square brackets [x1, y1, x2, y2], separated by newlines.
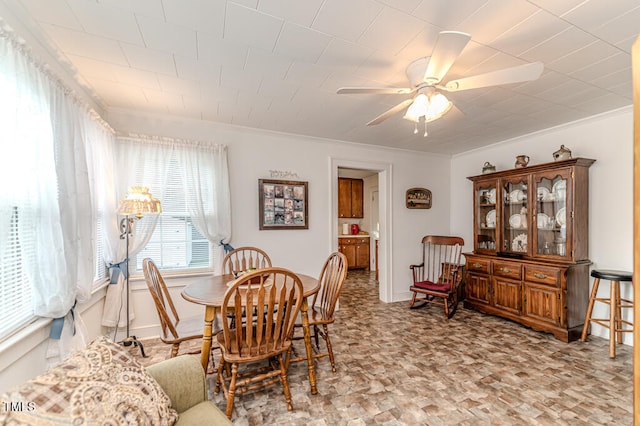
[337, 31, 544, 136]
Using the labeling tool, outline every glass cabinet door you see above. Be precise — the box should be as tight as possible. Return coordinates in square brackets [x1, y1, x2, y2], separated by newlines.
[474, 181, 498, 253]
[502, 177, 529, 254]
[533, 171, 570, 258]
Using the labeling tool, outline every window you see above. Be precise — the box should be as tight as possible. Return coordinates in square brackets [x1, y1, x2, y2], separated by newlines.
[135, 215, 211, 272]
[1, 30, 112, 341]
[94, 207, 108, 281]
[0, 207, 35, 339]
[0, 53, 56, 340]
[130, 157, 214, 274]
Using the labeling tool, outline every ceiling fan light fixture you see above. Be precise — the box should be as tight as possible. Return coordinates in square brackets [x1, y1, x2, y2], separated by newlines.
[403, 108, 419, 123]
[425, 92, 452, 121]
[403, 93, 429, 122]
[403, 92, 452, 126]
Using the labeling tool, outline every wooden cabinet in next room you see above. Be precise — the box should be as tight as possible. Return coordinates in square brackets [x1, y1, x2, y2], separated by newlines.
[338, 237, 369, 269]
[338, 178, 364, 218]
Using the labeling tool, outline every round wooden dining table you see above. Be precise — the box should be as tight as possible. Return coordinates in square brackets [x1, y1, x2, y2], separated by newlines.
[181, 273, 321, 394]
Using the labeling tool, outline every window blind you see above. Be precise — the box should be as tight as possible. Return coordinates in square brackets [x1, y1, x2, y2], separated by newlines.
[94, 208, 107, 281]
[133, 157, 212, 273]
[0, 207, 35, 340]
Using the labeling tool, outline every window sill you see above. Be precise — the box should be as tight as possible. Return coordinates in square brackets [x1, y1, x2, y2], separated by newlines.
[127, 269, 214, 292]
[128, 268, 214, 282]
[0, 317, 51, 371]
[0, 280, 109, 371]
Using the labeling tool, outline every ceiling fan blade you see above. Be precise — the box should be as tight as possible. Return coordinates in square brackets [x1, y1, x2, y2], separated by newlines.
[337, 87, 414, 95]
[443, 62, 544, 92]
[367, 99, 414, 126]
[424, 31, 471, 85]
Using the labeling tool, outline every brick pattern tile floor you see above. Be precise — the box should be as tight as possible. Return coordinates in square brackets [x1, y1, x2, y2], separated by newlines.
[130, 270, 633, 425]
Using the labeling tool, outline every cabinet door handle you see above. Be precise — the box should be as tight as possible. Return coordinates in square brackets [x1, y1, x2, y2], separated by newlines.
[534, 273, 547, 279]
[472, 263, 483, 268]
[499, 267, 511, 273]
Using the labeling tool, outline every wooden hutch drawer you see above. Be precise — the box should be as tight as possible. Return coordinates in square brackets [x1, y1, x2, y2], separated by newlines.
[493, 261, 522, 280]
[466, 258, 490, 274]
[524, 265, 561, 286]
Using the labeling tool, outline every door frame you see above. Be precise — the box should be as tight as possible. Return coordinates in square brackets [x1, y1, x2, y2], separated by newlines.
[329, 157, 392, 302]
[369, 186, 379, 271]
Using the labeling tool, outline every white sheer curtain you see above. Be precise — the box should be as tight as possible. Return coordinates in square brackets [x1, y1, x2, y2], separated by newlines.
[49, 90, 99, 308]
[0, 22, 112, 360]
[178, 141, 231, 274]
[101, 139, 171, 329]
[0, 27, 70, 318]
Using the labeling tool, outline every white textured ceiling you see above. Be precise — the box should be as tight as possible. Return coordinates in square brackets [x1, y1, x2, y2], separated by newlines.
[6, 0, 639, 154]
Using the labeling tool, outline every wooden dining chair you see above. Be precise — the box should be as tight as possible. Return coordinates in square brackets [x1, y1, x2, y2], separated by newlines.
[288, 251, 347, 372]
[214, 267, 304, 419]
[409, 236, 465, 318]
[221, 247, 273, 328]
[221, 246, 272, 275]
[142, 258, 220, 369]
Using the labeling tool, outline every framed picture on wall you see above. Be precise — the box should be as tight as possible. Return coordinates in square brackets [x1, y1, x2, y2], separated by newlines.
[406, 187, 432, 209]
[259, 179, 308, 230]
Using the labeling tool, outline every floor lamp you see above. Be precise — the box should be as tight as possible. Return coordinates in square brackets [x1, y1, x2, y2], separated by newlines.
[117, 186, 162, 357]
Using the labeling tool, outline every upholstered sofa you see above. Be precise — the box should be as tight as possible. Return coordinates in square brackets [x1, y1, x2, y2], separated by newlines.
[146, 354, 231, 425]
[0, 336, 231, 425]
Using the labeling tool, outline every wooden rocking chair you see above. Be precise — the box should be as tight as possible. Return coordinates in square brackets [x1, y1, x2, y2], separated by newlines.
[409, 236, 465, 318]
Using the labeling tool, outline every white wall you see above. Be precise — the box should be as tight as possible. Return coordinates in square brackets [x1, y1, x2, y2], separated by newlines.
[450, 107, 634, 343]
[105, 109, 453, 335]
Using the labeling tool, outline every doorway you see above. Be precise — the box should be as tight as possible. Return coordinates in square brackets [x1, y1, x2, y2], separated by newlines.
[330, 158, 392, 302]
[338, 167, 378, 274]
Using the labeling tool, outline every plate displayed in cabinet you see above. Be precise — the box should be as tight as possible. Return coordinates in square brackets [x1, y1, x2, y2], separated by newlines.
[552, 180, 566, 200]
[486, 188, 496, 204]
[537, 186, 552, 201]
[509, 214, 523, 229]
[508, 189, 525, 202]
[556, 207, 566, 227]
[511, 233, 527, 252]
[486, 209, 496, 228]
[537, 213, 552, 229]
[552, 180, 566, 193]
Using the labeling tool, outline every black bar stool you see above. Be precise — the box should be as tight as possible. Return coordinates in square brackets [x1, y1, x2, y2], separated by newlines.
[580, 269, 633, 358]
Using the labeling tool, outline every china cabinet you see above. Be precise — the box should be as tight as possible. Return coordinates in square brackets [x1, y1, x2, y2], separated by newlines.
[465, 158, 595, 342]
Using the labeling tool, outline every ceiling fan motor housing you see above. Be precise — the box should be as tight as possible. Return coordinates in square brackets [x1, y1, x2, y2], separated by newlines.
[406, 57, 430, 87]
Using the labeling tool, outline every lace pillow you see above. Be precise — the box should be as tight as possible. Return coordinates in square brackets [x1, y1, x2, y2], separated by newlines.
[0, 335, 178, 425]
